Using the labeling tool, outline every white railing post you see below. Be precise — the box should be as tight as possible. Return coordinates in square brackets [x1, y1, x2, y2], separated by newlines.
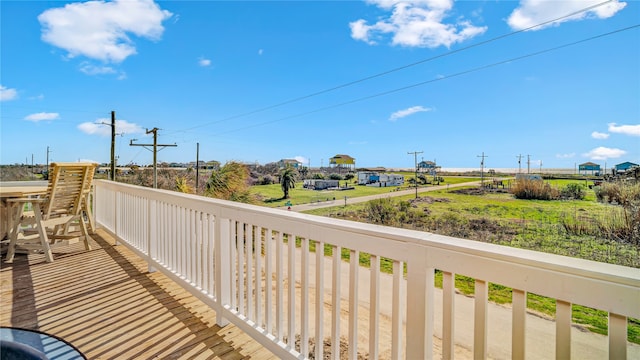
[406, 247, 433, 360]
[215, 216, 231, 326]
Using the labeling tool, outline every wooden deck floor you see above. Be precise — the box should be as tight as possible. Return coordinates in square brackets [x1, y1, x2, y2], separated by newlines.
[0, 229, 278, 360]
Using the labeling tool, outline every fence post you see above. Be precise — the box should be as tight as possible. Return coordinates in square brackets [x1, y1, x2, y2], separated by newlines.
[215, 215, 231, 326]
[406, 247, 434, 359]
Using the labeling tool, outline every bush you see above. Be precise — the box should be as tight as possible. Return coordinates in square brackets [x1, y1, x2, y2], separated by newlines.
[329, 173, 343, 180]
[560, 183, 585, 200]
[511, 179, 559, 200]
[312, 173, 325, 179]
[365, 198, 398, 225]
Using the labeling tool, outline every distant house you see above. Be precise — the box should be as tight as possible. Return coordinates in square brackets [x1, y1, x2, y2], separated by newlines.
[303, 179, 339, 190]
[418, 160, 436, 170]
[329, 154, 356, 171]
[418, 160, 441, 175]
[578, 162, 601, 175]
[357, 171, 404, 187]
[278, 159, 301, 169]
[614, 161, 639, 173]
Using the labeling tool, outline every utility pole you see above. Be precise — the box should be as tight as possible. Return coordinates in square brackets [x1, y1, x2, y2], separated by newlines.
[110, 111, 116, 180]
[477, 152, 488, 186]
[407, 151, 423, 199]
[99, 111, 118, 181]
[130, 128, 177, 188]
[516, 154, 523, 174]
[527, 155, 531, 174]
[46, 146, 51, 176]
[196, 142, 200, 193]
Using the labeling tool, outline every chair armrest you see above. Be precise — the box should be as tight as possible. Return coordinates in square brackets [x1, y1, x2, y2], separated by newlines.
[7, 198, 46, 204]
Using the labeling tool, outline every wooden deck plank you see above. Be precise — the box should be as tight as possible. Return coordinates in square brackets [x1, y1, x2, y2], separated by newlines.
[1, 229, 277, 360]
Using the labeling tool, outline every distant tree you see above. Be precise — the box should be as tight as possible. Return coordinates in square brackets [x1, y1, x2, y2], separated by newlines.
[280, 165, 297, 199]
[298, 166, 309, 179]
[345, 173, 355, 181]
[312, 173, 325, 180]
[205, 161, 255, 203]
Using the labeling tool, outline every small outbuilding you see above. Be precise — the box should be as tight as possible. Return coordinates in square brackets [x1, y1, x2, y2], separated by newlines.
[578, 162, 601, 175]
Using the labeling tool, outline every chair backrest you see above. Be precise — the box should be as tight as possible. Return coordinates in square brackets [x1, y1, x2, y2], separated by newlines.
[43, 162, 98, 220]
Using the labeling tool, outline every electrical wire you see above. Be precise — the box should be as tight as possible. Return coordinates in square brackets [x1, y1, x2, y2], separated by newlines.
[165, 0, 616, 135]
[203, 24, 639, 137]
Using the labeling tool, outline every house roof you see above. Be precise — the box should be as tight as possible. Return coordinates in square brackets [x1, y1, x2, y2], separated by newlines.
[579, 162, 599, 167]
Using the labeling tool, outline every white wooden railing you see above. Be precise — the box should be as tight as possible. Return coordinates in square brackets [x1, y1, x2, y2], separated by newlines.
[92, 180, 639, 359]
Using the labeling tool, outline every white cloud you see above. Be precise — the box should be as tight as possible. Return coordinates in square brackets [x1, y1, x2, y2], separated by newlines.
[507, 0, 626, 31]
[591, 131, 609, 139]
[389, 105, 433, 121]
[608, 122, 640, 137]
[1, 85, 18, 101]
[24, 112, 60, 122]
[350, 0, 487, 48]
[79, 62, 117, 75]
[556, 153, 575, 159]
[78, 119, 145, 136]
[583, 146, 626, 161]
[38, 0, 172, 63]
[198, 57, 211, 67]
[294, 156, 308, 165]
[258, 49, 264, 55]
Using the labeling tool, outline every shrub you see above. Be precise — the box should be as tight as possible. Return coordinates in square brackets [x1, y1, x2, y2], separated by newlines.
[560, 183, 585, 200]
[365, 198, 398, 225]
[329, 173, 343, 180]
[511, 179, 559, 200]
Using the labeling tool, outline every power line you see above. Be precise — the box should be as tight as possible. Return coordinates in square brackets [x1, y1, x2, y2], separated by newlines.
[166, 0, 616, 135]
[201, 24, 639, 138]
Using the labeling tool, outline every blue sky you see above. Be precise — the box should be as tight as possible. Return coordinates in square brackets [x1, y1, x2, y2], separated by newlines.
[1, 0, 639, 170]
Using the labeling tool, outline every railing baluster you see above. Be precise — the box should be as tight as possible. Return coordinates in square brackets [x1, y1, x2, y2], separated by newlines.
[348, 249, 359, 360]
[301, 237, 310, 357]
[207, 214, 214, 296]
[443, 271, 455, 360]
[288, 233, 296, 348]
[315, 240, 325, 360]
[332, 245, 341, 360]
[277, 231, 284, 341]
[512, 289, 526, 359]
[369, 255, 380, 360]
[230, 221, 237, 310]
[247, 224, 254, 320]
[392, 260, 403, 360]
[214, 216, 230, 326]
[238, 223, 245, 314]
[555, 300, 571, 359]
[609, 313, 627, 360]
[256, 226, 263, 328]
[265, 228, 273, 334]
[474, 279, 488, 360]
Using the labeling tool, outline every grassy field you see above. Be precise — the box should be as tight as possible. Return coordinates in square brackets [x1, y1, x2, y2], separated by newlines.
[291, 179, 639, 343]
[251, 176, 479, 208]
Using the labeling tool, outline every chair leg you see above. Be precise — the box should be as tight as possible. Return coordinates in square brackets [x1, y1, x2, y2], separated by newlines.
[33, 204, 54, 263]
[5, 203, 23, 262]
[79, 217, 92, 251]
